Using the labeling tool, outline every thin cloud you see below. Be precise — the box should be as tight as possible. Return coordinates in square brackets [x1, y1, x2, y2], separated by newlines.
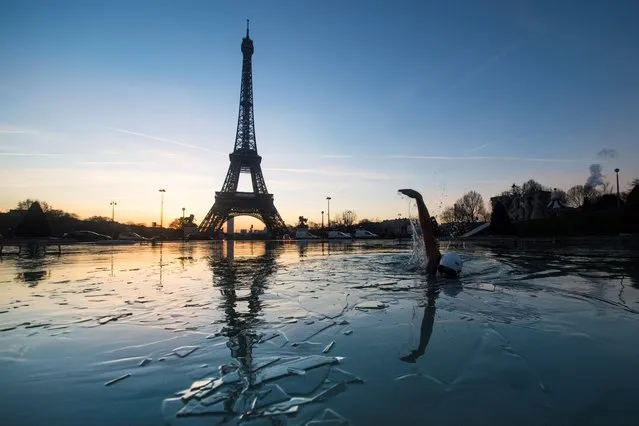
[74, 161, 153, 166]
[320, 154, 354, 159]
[465, 143, 490, 153]
[384, 155, 585, 163]
[0, 152, 61, 156]
[0, 126, 38, 135]
[107, 127, 222, 154]
[264, 167, 397, 180]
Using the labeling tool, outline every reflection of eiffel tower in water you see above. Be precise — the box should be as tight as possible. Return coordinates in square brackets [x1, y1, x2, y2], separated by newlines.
[199, 22, 286, 237]
[210, 240, 278, 379]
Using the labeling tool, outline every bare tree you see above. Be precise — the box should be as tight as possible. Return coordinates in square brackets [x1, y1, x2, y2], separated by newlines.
[86, 215, 111, 223]
[521, 179, 545, 197]
[566, 185, 585, 208]
[455, 191, 487, 223]
[17, 199, 51, 212]
[584, 185, 602, 203]
[478, 206, 492, 222]
[552, 189, 568, 204]
[439, 206, 456, 223]
[341, 210, 357, 226]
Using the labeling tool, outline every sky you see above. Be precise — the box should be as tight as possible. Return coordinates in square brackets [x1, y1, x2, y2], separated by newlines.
[1, 0, 638, 229]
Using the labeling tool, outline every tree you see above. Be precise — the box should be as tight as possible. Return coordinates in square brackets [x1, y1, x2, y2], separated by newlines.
[169, 215, 197, 229]
[17, 199, 51, 212]
[86, 216, 111, 223]
[521, 179, 545, 198]
[439, 206, 456, 223]
[601, 182, 614, 194]
[341, 210, 357, 227]
[490, 201, 512, 235]
[626, 185, 639, 210]
[455, 191, 487, 223]
[566, 185, 585, 208]
[584, 185, 602, 203]
[169, 218, 182, 229]
[15, 202, 52, 237]
[478, 205, 492, 222]
[553, 189, 568, 205]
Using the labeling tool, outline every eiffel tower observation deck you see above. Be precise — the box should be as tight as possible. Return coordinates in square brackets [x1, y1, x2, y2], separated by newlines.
[199, 21, 287, 237]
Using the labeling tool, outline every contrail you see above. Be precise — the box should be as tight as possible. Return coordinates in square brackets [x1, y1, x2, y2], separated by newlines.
[107, 127, 221, 154]
[263, 167, 396, 180]
[465, 143, 490, 153]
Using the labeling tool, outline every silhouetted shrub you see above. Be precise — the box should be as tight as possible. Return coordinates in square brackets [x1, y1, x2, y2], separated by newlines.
[594, 194, 621, 210]
[15, 202, 52, 237]
[490, 202, 513, 235]
[626, 185, 639, 211]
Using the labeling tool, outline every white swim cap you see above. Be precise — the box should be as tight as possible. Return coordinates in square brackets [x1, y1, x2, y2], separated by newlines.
[439, 252, 462, 274]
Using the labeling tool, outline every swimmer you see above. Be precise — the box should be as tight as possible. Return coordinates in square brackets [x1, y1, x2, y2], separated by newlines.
[398, 189, 462, 278]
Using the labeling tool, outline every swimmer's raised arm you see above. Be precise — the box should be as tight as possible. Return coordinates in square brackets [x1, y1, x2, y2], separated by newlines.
[398, 189, 442, 274]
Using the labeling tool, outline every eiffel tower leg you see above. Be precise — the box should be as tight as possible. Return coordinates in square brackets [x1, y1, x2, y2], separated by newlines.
[199, 202, 231, 235]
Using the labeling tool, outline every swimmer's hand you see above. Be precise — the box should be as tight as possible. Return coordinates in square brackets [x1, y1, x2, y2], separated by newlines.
[398, 189, 423, 200]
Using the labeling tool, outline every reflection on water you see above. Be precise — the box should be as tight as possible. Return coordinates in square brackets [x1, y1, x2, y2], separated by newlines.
[212, 240, 277, 378]
[0, 240, 638, 425]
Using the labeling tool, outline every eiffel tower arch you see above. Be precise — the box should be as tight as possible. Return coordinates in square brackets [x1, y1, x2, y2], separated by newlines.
[199, 22, 287, 237]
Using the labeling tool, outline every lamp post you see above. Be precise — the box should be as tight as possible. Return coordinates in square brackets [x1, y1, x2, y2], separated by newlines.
[110, 201, 117, 223]
[182, 207, 186, 241]
[326, 197, 331, 228]
[321, 210, 324, 228]
[615, 168, 620, 210]
[110, 201, 117, 237]
[159, 189, 166, 228]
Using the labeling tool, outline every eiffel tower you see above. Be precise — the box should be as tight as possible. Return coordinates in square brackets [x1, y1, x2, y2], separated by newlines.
[199, 21, 287, 237]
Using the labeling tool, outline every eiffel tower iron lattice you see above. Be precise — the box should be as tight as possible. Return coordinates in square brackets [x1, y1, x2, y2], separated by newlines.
[199, 22, 287, 236]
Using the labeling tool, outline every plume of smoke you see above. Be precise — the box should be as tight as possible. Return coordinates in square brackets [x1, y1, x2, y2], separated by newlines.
[585, 164, 604, 189]
[597, 148, 617, 159]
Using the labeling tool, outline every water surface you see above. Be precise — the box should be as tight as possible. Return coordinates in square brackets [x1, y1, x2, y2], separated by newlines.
[1, 240, 638, 425]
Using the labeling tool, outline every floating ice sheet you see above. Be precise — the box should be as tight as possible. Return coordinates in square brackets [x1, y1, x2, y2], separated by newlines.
[172, 345, 199, 358]
[306, 408, 350, 426]
[104, 373, 131, 386]
[355, 301, 387, 310]
[250, 384, 289, 410]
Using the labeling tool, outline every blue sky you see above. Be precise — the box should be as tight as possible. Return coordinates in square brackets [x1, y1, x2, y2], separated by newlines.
[1, 0, 638, 228]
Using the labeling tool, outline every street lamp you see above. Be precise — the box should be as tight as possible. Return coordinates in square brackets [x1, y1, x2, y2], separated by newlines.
[326, 197, 332, 228]
[182, 207, 186, 241]
[159, 189, 166, 228]
[110, 201, 117, 237]
[615, 168, 620, 210]
[321, 210, 324, 228]
[110, 201, 117, 222]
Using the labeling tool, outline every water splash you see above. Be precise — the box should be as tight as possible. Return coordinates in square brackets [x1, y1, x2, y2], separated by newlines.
[408, 218, 427, 269]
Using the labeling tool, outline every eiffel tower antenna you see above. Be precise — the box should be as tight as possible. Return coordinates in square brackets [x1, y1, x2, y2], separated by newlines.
[199, 24, 287, 237]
